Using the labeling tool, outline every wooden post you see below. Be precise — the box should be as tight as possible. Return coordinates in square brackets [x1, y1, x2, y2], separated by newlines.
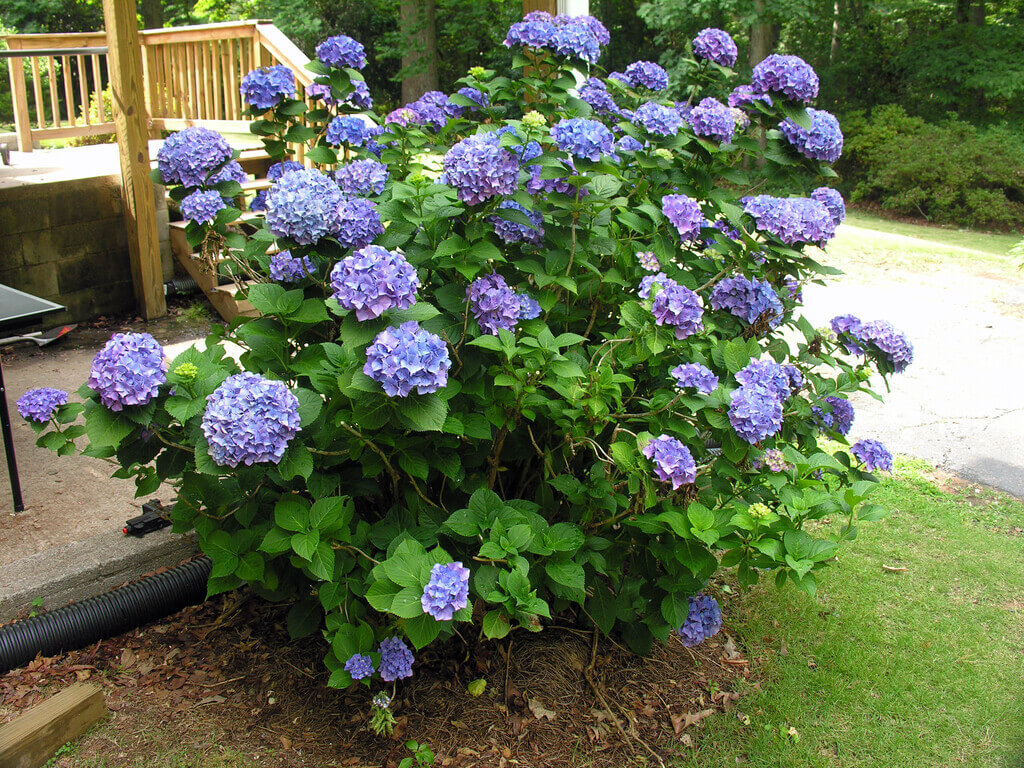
[0, 682, 107, 768]
[5, 40, 33, 152]
[102, 0, 167, 319]
[523, 0, 557, 13]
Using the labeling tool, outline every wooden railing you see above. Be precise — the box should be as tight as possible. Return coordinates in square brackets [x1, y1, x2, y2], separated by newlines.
[3, 20, 315, 152]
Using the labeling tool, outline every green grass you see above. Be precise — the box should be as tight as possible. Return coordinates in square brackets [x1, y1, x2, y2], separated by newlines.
[844, 210, 1022, 259]
[682, 458, 1024, 768]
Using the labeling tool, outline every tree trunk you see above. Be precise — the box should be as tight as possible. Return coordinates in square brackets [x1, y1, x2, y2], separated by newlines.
[748, 0, 777, 68]
[400, 0, 439, 104]
[139, 0, 163, 29]
[969, 1, 985, 25]
[956, 0, 970, 23]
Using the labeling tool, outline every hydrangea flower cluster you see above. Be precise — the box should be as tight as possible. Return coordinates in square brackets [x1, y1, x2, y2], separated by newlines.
[363, 322, 451, 397]
[551, 118, 616, 161]
[779, 108, 844, 163]
[335, 159, 389, 197]
[378, 636, 414, 682]
[736, 359, 794, 401]
[335, 198, 384, 249]
[442, 132, 519, 205]
[468, 274, 521, 335]
[761, 448, 791, 472]
[729, 383, 784, 444]
[632, 101, 682, 137]
[709, 274, 783, 327]
[642, 435, 697, 489]
[16, 388, 68, 423]
[692, 28, 738, 68]
[316, 34, 366, 69]
[87, 333, 166, 412]
[650, 280, 705, 340]
[504, 13, 608, 64]
[330, 245, 420, 320]
[326, 115, 369, 147]
[638, 272, 673, 299]
[811, 187, 846, 226]
[743, 195, 836, 246]
[347, 79, 373, 109]
[813, 395, 855, 435]
[201, 372, 301, 467]
[239, 65, 295, 110]
[421, 561, 471, 620]
[829, 316, 914, 372]
[391, 91, 455, 130]
[156, 126, 232, 188]
[831, 314, 865, 353]
[344, 653, 375, 680]
[517, 293, 542, 320]
[662, 194, 704, 241]
[489, 200, 545, 245]
[265, 168, 343, 245]
[180, 190, 225, 225]
[267, 161, 303, 182]
[208, 160, 247, 186]
[578, 78, 619, 116]
[269, 251, 315, 283]
[750, 54, 819, 103]
[728, 85, 772, 109]
[678, 594, 722, 647]
[671, 363, 719, 395]
[851, 439, 893, 472]
[624, 60, 669, 91]
[687, 97, 735, 144]
[637, 250, 660, 271]
[616, 135, 644, 153]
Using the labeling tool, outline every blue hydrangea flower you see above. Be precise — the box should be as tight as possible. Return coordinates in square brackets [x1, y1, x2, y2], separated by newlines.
[454, 87, 489, 112]
[671, 363, 718, 395]
[208, 160, 247, 186]
[488, 200, 544, 245]
[330, 245, 419, 320]
[743, 195, 836, 246]
[265, 168, 343, 245]
[662, 194, 704, 241]
[305, 82, 333, 103]
[506, 14, 607, 63]
[831, 314, 865, 354]
[88, 333, 166, 412]
[17, 388, 68, 423]
[642, 435, 697, 489]
[678, 594, 722, 647]
[269, 250, 315, 283]
[421, 561, 471, 621]
[687, 97, 735, 144]
[651, 280, 705, 340]
[728, 85, 772, 109]
[813, 395, 855, 435]
[624, 60, 669, 91]
[378, 637, 414, 681]
[674, 102, 693, 122]
[551, 118, 616, 161]
[180, 190, 226, 225]
[347, 79, 373, 109]
[250, 189, 268, 212]
[784, 364, 804, 392]
[386, 106, 418, 127]
[334, 159, 389, 197]
[705, 219, 741, 248]
[156, 127, 232, 188]
[316, 34, 366, 69]
[201, 372, 301, 467]
[326, 115, 369, 147]
[335, 198, 384, 250]
[468, 274, 521, 336]
[637, 250, 660, 271]
[442, 132, 519, 205]
[363, 322, 451, 397]
[709, 274, 783, 327]
[811, 187, 846, 226]
[780, 108, 843, 163]
[751, 54, 819, 103]
[267, 161, 304, 182]
[579, 77, 619, 116]
[344, 653, 375, 680]
[395, 91, 453, 130]
[859, 320, 914, 373]
[736, 360, 793, 401]
[729, 385, 784, 444]
[638, 272, 673, 299]
[517, 293, 542, 320]
[632, 101, 683, 137]
[851, 439, 893, 472]
[616, 135, 644, 153]
[239, 65, 295, 110]
[504, 18, 557, 48]
[762, 448, 791, 472]
[692, 28, 738, 68]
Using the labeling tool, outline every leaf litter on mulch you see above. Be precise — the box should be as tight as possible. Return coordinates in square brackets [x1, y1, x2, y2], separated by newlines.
[0, 589, 750, 767]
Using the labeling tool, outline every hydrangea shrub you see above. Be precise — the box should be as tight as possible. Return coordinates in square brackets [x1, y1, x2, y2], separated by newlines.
[26, 18, 912, 695]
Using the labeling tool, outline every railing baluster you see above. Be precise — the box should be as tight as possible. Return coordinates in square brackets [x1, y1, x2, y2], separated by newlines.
[227, 39, 239, 118]
[76, 54, 90, 126]
[203, 41, 214, 119]
[175, 42, 188, 119]
[61, 55, 75, 125]
[162, 43, 174, 116]
[47, 56, 61, 127]
[211, 40, 223, 120]
[91, 54, 105, 123]
[30, 57, 45, 129]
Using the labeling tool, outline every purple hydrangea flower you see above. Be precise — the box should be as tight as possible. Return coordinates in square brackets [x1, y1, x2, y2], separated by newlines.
[504, 18, 557, 49]
[305, 82, 332, 103]
[728, 85, 773, 109]
[505, 14, 607, 63]
[632, 101, 683, 137]
[330, 245, 419, 320]
[706, 219, 742, 248]
[692, 28, 738, 68]
[831, 314, 865, 354]
[326, 115, 369, 147]
[638, 272, 674, 300]
[421, 561, 471, 621]
[813, 395, 855, 435]
[751, 54, 819, 103]
[662, 194, 704, 241]
[729, 385, 784, 444]
[743, 195, 836, 246]
[335, 198, 384, 249]
[859, 320, 914, 373]
[334, 159, 389, 197]
[687, 97, 735, 144]
[651, 280, 705, 340]
[671, 363, 718, 395]
[851, 439, 893, 472]
[400, 91, 453, 130]
[579, 77, 619, 116]
[811, 187, 846, 226]
[265, 168, 343, 245]
[269, 250, 315, 283]
[674, 102, 693, 122]
[468, 274, 521, 336]
[736, 360, 792, 401]
[489, 200, 544, 245]
[642, 435, 697, 489]
[156, 127, 232, 188]
[347, 79, 373, 110]
[201, 372, 300, 466]
[267, 161, 304, 182]
[378, 636, 414, 682]
[624, 61, 669, 91]
[240, 65, 295, 110]
[784, 365, 804, 392]
[709, 275, 783, 327]
[517, 293, 542, 320]
[442, 132, 519, 205]
[762, 448, 790, 472]
[363, 322, 451, 397]
[454, 87, 489, 112]
[386, 106, 418, 127]
[616, 135, 644, 153]
[779, 108, 843, 163]
[88, 333, 166, 412]
[180, 190, 226, 225]
[783, 276, 803, 304]
[551, 118, 616, 161]
[344, 653, 375, 680]
[16, 388, 68, 423]
[316, 34, 366, 69]
[208, 160, 247, 186]
[637, 250, 660, 271]
[250, 189, 268, 212]
[678, 594, 722, 647]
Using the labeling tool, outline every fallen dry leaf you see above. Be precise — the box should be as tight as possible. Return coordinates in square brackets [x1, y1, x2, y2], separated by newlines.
[120, 648, 136, 668]
[882, 565, 909, 573]
[280, 735, 292, 750]
[671, 708, 715, 733]
[528, 697, 557, 721]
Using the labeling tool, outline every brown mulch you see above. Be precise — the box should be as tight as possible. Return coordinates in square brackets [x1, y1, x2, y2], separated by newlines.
[0, 591, 751, 767]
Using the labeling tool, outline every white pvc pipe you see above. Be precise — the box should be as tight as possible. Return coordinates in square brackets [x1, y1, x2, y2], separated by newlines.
[557, 0, 590, 14]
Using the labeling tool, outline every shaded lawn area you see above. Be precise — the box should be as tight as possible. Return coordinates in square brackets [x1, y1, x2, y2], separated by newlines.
[843, 210, 1021, 260]
[681, 458, 1024, 768]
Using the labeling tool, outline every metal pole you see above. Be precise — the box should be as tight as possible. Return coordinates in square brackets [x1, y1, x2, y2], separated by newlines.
[0, 359, 25, 513]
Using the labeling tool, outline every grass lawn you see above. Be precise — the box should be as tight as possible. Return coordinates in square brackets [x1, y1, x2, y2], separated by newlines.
[844, 210, 1021, 260]
[682, 458, 1024, 768]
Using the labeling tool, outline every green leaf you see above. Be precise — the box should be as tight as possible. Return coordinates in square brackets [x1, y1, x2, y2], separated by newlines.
[482, 610, 511, 639]
[275, 496, 310, 532]
[84, 405, 133, 448]
[587, 582, 618, 634]
[305, 145, 338, 164]
[723, 340, 753, 374]
[365, 578, 402, 613]
[310, 497, 349, 531]
[383, 552, 427, 589]
[295, 389, 323, 426]
[246, 283, 286, 315]
[286, 599, 322, 639]
[545, 560, 585, 592]
[277, 444, 313, 481]
[546, 522, 584, 553]
[391, 586, 425, 618]
[291, 529, 320, 560]
[687, 504, 715, 531]
[661, 592, 690, 628]
[235, 552, 265, 581]
[206, 530, 239, 578]
[259, 526, 292, 555]
[397, 395, 448, 432]
[307, 542, 335, 581]
[404, 613, 442, 649]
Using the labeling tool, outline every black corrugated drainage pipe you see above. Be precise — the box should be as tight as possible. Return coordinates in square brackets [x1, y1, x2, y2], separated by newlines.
[0, 556, 212, 674]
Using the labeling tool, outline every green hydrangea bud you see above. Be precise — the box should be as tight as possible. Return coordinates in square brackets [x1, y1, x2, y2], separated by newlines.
[653, 148, 673, 161]
[468, 66, 487, 79]
[174, 363, 199, 380]
[407, 172, 428, 186]
[748, 502, 771, 519]
[522, 111, 546, 129]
